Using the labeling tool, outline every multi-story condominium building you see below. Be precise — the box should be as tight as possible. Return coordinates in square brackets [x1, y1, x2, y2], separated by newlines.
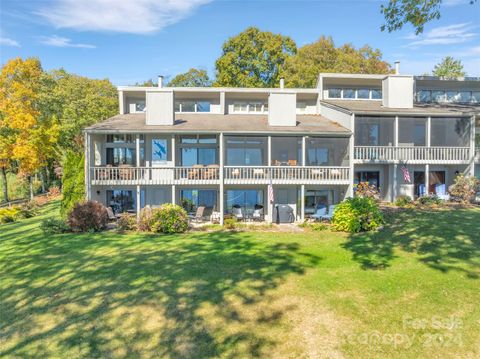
[84, 65, 480, 224]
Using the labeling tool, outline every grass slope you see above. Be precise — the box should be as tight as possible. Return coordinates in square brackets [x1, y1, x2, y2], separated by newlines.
[1, 201, 479, 358]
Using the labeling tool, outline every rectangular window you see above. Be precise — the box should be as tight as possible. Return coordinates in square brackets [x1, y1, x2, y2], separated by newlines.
[233, 102, 248, 112]
[355, 116, 394, 146]
[328, 88, 341, 99]
[417, 90, 432, 102]
[430, 117, 470, 147]
[305, 190, 332, 214]
[432, 90, 445, 103]
[306, 137, 349, 166]
[135, 100, 146, 112]
[106, 148, 136, 166]
[355, 171, 380, 189]
[107, 190, 135, 214]
[371, 89, 382, 99]
[357, 89, 370, 99]
[343, 89, 355, 99]
[472, 92, 480, 103]
[249, 103, 263, 112]
[226, 190, 264, 214]
[152, 138, 168, 164]
[182, 101, 195, 112]
[225, 136, 267, 166]
[196, 101, 211, 112]
[458, 91, 472, 103]
[180, 189, 217, 213]
[398, 118, 426, 146]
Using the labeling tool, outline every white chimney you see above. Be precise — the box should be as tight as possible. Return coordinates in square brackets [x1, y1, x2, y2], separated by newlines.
[394, 61, 400, 75]
[158, 75, 164, 88]
[279, 77, 285, 89]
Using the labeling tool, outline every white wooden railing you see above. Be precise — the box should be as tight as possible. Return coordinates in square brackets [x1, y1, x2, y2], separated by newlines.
[224, 166, 350, 184]
[91, 165, 350, 185]
[354, 146, 471, 163]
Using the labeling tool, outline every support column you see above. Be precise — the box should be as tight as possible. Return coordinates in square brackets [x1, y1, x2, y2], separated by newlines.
[348, 114, 355, 198]
[267, 135, 272, 166]
[302, 136, 306, 166]
[393, 164, 398, 201]
[300, 184, 305, 221]
[171, 135, 176, 205]
[425, 164, 430, 196]
[219, 133, 224, 225]
[394, 116, 399, 147]
[136, 134, 141, 220]
[469, 115, 475, 176]
[427, 116, 431, 147]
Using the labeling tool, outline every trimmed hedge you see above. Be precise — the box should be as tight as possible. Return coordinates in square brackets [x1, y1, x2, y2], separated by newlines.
[332, 197, 384, 233]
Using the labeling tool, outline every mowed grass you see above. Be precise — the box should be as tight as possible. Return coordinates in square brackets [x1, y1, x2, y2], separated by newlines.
[1, 202, 480, 358]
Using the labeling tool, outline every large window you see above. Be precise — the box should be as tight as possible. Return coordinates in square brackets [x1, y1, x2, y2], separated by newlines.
[355, 117, 395, 146]
[106, 190, 144, 214]
[398, 117, 427, 146]
[179, 135, 217, 166]
[175, 100, 211, 113]
[417, 90, 479, 103]
[430, 117, 470, 147]
[180, 189, 217, 212]
[355, 171, 380, 189]
[226, 190, 264, 214]
[226, 136, 267, 166]
[304, 190, 333, 215]
[232, 102, 268, 113]
[326, 88, 382, 100]
[271, 137, 302, 165]
[106, 148, 136, 166]
[306, 137, 349, 166]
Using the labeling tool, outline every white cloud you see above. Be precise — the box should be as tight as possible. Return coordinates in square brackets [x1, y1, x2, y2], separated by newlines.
[0, 36, 20, 47]
[37, 0, 212, 34]
[406, 23, 477, 47]
[39, 35, 96, 48]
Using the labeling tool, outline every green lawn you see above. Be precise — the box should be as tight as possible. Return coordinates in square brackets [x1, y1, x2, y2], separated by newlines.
[1, 202, 480, 358]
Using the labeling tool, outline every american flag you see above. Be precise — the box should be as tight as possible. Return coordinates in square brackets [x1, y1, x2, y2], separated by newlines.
[401, 165, 411, 183]
[268, 178, 274, 203]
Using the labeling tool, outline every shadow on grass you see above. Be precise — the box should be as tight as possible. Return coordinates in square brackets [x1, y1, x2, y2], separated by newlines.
[343, 207, 480, 277]
[0, 207, 320, 358]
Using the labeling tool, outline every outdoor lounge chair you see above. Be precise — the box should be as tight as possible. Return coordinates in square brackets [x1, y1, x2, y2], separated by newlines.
[435, 184, 450, 201]
[232, 205, 244, 221]
[205, 164, 220, 179]
[321, 205, 336, 221]
[252, 205, 264, 221]
[106, 207, 118, 221]
[310, 207, 327, 221]
[192, 206, 206, 222]
[188, 165, 205, 180]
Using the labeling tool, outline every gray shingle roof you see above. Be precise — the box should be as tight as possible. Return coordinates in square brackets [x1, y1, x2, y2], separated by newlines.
[85, 113, 351, 135]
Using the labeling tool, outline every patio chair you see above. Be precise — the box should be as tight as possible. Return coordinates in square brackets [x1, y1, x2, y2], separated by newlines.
[435, 184, 450, 201]
[418, 184, 426, 197]
[188, 165, 204, 180]
[310, 207, 327, 221]
[205, 164, 220, 179]
[232, 205, 244, 221]
[252, 205, 264, 221]
[119, 164, 133, 180]
[192, 206, 206, 222]
[288, 159, 297, 166]
[253, 168, 265, 178]
[321, 205, 336, 221]
[106, 207, 117, 221]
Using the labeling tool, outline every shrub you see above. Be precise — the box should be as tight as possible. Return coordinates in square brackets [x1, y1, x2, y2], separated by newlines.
[332, 197, 384, 233]
[395, 195, 412, 207]
[149, 204, 189, 233]
[0, 207, 20, 223]
[117, 213, 137, 231]
[67, 201, 109, 232]
[60, 150, 85, 218]
[449, 174, 480, 203]
[355, 182, 380, 199]
[41, 218, 70, 235]
[18, 201, 39, 218]
[417, 194, 441, 206]
[138, 206, 153, 232]
[224, 218, 237, 230]
[298, 221, 329, 231]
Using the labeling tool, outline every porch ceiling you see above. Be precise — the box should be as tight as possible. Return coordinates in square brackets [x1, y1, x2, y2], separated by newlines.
[85, 113, 351, 136]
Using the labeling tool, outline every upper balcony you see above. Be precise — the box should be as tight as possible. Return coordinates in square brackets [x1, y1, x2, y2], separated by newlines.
[88, 134, 351, 186]
[353, 115, 474, 164]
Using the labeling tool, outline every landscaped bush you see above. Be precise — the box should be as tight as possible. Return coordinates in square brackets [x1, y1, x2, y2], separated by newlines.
[117, 213, 137, 231]
[67, 201, 109, 232]
[149, 204, 189, 233]
[0, 207, 20, 223]
[332, 197, 384, 233]
[448, 174, 480, 203]
[417, 194, 441, 206]
[395, 195, 413, 207]
[224, 218, 237, 230]
[138, 207, 153, 232]
[40, 218, 70, 235]
[18, 201, 39, 218]
[355, 182, 380, 199]
[299, 221, 329, 231]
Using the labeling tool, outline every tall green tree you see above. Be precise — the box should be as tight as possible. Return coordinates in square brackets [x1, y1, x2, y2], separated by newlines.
[432, 56, 466, 78]
[168, 68, 211, 87]
[45, 69, 118, 151]
[60, 150, 85, 217]
[215, 27, 296, 87]
[381, 0, 478, 35]
[282, 36, 392, 88]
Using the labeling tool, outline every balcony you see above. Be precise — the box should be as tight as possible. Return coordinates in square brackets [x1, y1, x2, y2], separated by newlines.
[91, 165, 350, 186]
[354, 146, 472, 164]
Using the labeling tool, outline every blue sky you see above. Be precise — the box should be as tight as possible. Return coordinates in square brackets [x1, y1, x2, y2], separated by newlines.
[1, 0, 479, 85]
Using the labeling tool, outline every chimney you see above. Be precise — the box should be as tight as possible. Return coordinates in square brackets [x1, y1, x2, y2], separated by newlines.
[158, 75, 164, 88]
[279, 77, 285, 89]
[394, 61, 400, 75]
